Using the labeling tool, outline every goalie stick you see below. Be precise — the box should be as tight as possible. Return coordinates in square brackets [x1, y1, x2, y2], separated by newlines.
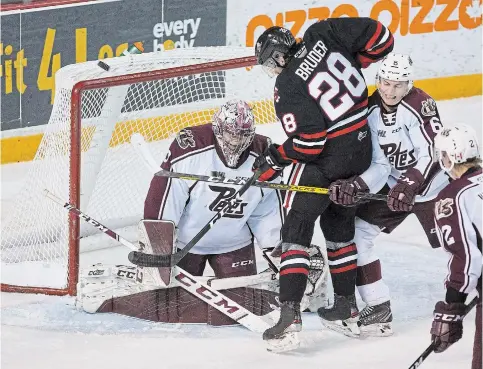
[130, 133, 388, 202]
[407, 295, 478, 369]
[44, 189, 277, 333]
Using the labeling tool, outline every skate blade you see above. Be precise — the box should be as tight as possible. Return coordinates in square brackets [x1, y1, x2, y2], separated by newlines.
[320, 317, 361, 338]
[360, 322, 393, 337]
[266, 332, 300, 353]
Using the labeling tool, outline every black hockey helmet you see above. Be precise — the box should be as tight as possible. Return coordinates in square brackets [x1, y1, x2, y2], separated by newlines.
[255, 26, 297, 70]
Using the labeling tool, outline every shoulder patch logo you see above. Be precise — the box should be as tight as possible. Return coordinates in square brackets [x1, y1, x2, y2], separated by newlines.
[435, 198, 454, 220]
[421, 98, 437, 117]
[175, 129, 195, 150]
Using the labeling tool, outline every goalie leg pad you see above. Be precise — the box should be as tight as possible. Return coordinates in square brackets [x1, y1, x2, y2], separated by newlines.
[91, 285, 278, 326]
[76, 264, 154, 314]
[301, 244, 329, 312]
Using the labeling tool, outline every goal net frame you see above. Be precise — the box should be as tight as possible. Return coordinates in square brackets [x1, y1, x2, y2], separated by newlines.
[1, 48, 274, 296]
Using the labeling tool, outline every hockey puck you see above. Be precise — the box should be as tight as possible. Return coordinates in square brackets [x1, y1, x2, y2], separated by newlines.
[97, 60, 110, 71]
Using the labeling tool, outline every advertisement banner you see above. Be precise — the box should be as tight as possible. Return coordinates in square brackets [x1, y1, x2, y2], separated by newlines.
[227, 0, 482, 95]
[1, 0, 226, 131]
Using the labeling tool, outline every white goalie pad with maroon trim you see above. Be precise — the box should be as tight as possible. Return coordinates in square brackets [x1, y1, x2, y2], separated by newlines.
[76, 233, 328, 328]
[302, 245, 329, 312]
[76, 263, 279, 330]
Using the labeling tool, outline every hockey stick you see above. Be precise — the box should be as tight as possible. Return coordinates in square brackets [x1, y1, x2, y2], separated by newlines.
[407, 295, 479, 369]
[130, 133, 387, 202]
[44, 190, 138, 252]
[153, 168, 387, 201]
[44, 189, 277, 333]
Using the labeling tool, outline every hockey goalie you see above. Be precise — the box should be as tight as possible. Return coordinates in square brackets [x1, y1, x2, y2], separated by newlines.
[76, 100, 328, 333]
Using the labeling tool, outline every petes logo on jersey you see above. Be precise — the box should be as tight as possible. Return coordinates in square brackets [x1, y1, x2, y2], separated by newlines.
[381, 142, 417, 170]
[421, 98, 437, 117]
[176, 129, 195, 149]
[435, 198, 454, 219]
[208, 186, 247, 218]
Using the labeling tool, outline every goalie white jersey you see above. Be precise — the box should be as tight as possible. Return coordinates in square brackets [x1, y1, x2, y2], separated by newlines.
[363, 88, 449, 201]
[144, 124, 284, 255]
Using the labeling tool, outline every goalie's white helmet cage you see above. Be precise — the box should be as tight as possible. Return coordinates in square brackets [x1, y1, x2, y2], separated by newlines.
[1, 47, 278, 296]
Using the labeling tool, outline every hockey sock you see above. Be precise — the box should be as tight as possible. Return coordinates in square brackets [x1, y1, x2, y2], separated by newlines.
[356, 259, 382, 287]
[279, 249, 310, 303]
[356, 259, 391, 305]
[327, 242, 357, 296]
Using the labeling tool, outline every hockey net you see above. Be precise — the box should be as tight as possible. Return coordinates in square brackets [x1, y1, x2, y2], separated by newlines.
[1, 47, 277, 295]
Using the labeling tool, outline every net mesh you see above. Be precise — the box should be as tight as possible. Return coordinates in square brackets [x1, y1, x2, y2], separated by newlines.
[1, 47, 277, 293]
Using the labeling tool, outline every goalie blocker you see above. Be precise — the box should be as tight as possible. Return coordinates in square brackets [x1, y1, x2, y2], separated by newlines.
[77, 220, 328, 327]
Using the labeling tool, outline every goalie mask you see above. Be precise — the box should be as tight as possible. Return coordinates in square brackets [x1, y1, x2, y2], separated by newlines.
[213, 100, 256, 168]
[376, 53, 414, 107]
[433, 124, 480, 174]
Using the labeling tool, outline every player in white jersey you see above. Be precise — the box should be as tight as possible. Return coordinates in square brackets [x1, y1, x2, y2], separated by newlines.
[144, 99, 284, 279]
[431, 124, 481, 369]
[326, 53, 449, 336]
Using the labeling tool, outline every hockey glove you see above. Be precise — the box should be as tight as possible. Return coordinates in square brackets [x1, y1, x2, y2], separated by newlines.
[253, 144, 292, 182]
[430, 301, 466, 353]
[387, 168, 424, 212]
[329, 176, 369, 207]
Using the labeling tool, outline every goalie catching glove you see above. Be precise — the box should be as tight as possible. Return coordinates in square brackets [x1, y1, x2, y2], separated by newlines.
[252, 144, 292, 181]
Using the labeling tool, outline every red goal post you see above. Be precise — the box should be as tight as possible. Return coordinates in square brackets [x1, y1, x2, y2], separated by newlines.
[1, 47, 277, 296]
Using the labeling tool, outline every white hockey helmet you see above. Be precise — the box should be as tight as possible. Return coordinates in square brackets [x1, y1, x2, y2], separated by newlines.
[433, 124, 481, 172]
[377, 53, 414, 104]
[213, 100, 256, 168]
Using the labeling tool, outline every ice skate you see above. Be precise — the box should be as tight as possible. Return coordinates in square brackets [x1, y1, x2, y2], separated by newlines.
[263, 301, 302, 353]
[318, 294, 360, 337]
[358, 301, 393, 337]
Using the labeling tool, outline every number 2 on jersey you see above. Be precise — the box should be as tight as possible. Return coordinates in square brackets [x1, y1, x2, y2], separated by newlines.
[308, 52, 365, 121]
